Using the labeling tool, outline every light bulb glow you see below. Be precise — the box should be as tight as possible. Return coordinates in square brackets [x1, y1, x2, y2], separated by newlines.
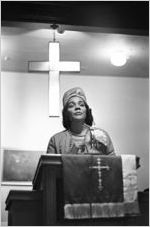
[110, 50, 127, 67]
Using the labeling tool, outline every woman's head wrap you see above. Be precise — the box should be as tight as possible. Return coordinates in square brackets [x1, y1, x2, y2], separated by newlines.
[63, 87, 87, 107]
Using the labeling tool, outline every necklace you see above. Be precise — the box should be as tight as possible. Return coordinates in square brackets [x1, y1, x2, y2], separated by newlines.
[68, 125, 90, 153]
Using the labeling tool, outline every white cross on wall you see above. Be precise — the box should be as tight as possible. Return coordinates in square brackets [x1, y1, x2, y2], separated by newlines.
[89, 157, 110, 191]
[28, 42, 80, 117]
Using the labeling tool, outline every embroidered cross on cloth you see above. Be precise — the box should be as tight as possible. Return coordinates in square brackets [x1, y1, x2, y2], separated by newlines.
[62, 154, 140, 219]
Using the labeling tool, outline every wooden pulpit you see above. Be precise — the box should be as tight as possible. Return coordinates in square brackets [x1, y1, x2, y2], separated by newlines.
[6, 154, 149, 226]
[33, 154, 63, 225]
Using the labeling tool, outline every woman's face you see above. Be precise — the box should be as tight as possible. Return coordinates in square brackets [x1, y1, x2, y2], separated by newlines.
[67, 96, 87, 122]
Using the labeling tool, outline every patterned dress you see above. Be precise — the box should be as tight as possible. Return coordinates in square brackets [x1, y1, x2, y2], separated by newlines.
[47, 126, 115, 155]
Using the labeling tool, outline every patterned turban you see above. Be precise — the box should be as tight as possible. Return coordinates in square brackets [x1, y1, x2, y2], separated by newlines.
[63, 87, 87, 107]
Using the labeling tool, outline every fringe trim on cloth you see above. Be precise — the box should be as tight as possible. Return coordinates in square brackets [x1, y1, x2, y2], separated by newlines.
[92, 202, 124, 218]
[92, 201, 140, 218]
[64, 201, 140, 219]
[64, 203, 91, 219]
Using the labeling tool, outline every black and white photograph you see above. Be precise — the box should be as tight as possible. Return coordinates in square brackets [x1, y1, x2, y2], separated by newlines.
[1, 1, 149, 226]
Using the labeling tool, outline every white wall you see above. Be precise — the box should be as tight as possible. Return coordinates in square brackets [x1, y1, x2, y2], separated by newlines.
[1, 71, 149, 224]
[1, 72, 63, 151]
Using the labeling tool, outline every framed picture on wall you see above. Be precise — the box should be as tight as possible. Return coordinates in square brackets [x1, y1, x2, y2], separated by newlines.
[1, 148, 43, 185]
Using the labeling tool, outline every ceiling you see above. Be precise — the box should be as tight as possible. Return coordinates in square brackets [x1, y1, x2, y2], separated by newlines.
[1, 2, 149, 78]
[1, 2, 149, 33]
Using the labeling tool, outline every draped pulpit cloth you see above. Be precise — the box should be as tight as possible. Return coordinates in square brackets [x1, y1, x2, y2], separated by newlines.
[62, 155, 140, 219]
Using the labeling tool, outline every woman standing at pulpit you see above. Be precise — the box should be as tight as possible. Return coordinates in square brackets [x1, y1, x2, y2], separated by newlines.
[47, 87, 115, 155]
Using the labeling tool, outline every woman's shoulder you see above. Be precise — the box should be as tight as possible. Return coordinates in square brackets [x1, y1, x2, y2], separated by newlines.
[51, 130, 68, 140]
